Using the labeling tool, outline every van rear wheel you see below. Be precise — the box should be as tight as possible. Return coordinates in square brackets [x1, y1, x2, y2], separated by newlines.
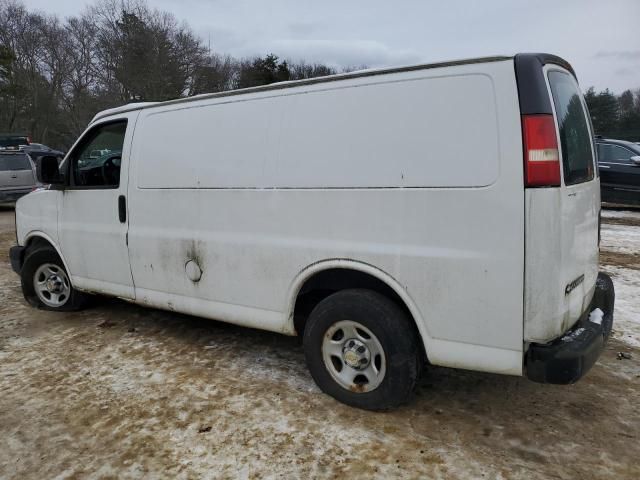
[303, 289, 421, 410]
[21, 247, 89, 311]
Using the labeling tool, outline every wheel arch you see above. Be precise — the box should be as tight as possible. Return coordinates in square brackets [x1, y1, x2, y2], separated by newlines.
[287, 259, 430, 360]
[23, 231, 72, 277]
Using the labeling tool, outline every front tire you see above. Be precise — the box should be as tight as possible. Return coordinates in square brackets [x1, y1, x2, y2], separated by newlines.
[303, 289, 421, 410]
[21, 246, 89, 311]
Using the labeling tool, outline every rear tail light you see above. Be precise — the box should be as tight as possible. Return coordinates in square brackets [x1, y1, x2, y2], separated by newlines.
[522, 114, 561, 187]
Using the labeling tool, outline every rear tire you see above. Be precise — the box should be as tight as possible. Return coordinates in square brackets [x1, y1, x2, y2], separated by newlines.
[21, 246, 89, 311]
[303, 289, 421, 410]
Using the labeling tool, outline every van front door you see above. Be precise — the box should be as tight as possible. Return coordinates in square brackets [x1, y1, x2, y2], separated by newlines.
[58, 113, 138, 299]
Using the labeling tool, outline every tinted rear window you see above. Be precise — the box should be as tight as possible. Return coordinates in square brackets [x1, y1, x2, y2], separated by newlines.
[0, 154, 31, 171]
[547, 71, 594, 185]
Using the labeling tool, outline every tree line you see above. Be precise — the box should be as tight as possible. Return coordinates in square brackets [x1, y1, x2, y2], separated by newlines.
[0, 0, 351, 149]
[1, 0, 639, 150]
[584, 87, 640, 141]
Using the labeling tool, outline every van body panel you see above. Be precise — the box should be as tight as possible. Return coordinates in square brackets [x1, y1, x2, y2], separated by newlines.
[135, 73, 500, 189]
[523, 187, 599, 341]
[15, 189, 62, 252]
[135, 287, 286, 333]
[125, 59, 525, 373]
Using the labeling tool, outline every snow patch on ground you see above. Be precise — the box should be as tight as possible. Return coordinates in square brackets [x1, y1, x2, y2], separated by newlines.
[561, 327, 585, 342]
[601, 265, 640, 348]
[600, 223, 640, 255]
[2, 206, 640, 479]
[599, 208, 640, 348]
[601, 208, 640, 220]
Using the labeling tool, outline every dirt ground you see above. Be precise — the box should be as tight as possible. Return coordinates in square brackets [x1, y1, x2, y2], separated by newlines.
[0, 206, 639, 480]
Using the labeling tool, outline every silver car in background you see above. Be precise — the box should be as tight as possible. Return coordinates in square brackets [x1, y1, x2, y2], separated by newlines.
[0, 151, 38, 203]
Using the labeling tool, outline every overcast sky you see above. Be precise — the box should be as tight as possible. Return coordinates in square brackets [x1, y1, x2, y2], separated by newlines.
[24, 0, 640, 93]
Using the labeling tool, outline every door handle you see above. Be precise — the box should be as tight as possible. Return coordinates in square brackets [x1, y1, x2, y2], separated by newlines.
[118, 195, 126, 223]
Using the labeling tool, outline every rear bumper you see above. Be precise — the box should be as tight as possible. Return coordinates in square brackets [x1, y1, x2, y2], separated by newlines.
[525, 272, 615, 384]
[9, 245, 25, 275]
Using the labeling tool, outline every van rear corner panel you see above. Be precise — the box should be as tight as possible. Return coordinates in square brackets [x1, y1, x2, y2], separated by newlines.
[519, 55, 601, 344]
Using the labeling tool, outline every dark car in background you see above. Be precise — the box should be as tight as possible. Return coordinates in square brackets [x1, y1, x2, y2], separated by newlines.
[1, 135, 65, 171]
[21, 144, 65, 166]
[0, 151, 39, 203]
[596, 138, 640, 207]
[0, 133, 30, 149]
[22, 143, 65, 156]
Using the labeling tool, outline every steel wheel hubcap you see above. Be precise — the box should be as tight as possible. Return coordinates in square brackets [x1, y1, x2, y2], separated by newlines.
[342, 338, 370, 369]
[322, 320, 386, 393]
[34, 263, 71, 307]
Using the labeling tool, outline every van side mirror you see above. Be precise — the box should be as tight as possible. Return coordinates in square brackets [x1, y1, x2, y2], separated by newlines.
[631, 155, 640, 166]
[36, 155, 64, 184]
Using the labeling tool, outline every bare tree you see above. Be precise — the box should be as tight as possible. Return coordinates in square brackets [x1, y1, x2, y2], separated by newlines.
[0, 0, 361, 149]
[191, 53, 237, 94]
[289, 60, 337, 80]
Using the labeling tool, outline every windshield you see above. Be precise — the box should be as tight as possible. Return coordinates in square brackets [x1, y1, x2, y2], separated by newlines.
[0, 153, 31, 171]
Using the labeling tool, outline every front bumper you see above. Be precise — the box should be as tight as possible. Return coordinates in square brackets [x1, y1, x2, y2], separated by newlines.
[9, 245, 25, 275]
[525, 272, 615, 384]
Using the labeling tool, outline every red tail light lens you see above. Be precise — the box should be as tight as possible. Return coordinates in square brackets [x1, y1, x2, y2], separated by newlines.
[522, 114, 561, 187]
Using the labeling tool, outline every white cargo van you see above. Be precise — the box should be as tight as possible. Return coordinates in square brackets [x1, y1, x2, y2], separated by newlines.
[10, 53, 614, 410]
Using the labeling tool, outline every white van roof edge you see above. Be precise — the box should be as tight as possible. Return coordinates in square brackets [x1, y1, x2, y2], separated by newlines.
[90, 55, 513, 124]
[90, 102, 160, 123]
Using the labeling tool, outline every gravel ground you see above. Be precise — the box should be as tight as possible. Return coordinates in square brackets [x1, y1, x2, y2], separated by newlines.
[0, 205, 639, 479]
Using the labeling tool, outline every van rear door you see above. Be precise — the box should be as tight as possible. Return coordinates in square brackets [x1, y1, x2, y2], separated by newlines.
[518, 55, 600, 343]
[546, 67, 600, 329]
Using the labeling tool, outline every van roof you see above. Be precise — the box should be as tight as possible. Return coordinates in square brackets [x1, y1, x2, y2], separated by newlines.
[90, 55, 517, 123]
[90, 102, 159, 123]
[90, 53, 573, 124]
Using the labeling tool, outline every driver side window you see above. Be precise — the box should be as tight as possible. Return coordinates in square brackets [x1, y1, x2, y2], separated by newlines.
[71, 121, 127, 188]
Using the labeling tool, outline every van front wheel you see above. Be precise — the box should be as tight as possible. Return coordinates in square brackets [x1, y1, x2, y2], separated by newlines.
[303, 289, 421, 410]
[21, 247, 89, 311]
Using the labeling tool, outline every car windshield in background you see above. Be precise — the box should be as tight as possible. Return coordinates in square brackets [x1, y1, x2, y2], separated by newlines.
[0, 154, 31, 171]
[0, 136, 29, 148]
[547, 71, 594, 186]
[626, 143, 640, 155]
